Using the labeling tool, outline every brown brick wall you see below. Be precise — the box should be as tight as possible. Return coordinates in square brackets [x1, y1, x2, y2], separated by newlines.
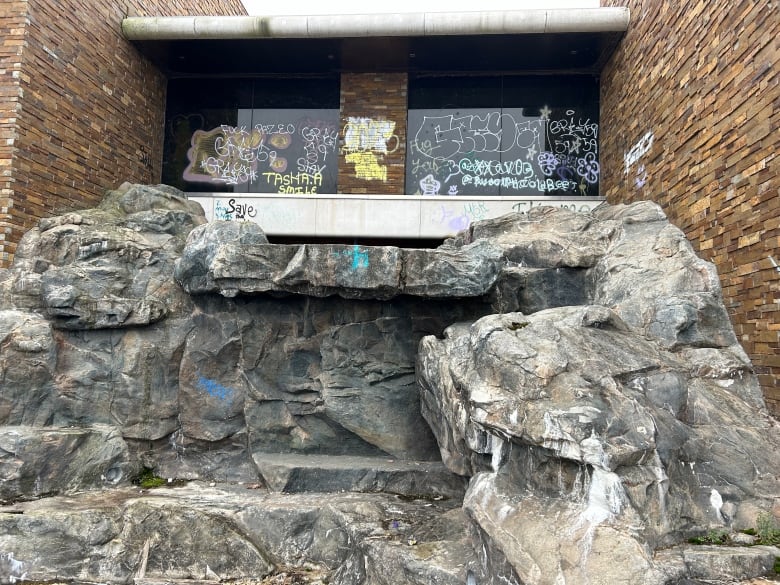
[338, 73, 408, 194]
[0, 0, 245, 265]
[599, 0, 779, 415]
[0, 2, 29, 262]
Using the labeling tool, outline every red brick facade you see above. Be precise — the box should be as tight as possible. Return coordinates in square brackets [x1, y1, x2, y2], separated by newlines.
[599, 0, 779, 414]
[0, 0, 246, 264]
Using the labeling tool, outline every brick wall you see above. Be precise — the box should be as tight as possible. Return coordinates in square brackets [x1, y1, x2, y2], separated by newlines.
[338, 73, 408, 194]
[599, 0, 779, 415]
[0, 0, 245, 265]
[0, 2, 29, 263]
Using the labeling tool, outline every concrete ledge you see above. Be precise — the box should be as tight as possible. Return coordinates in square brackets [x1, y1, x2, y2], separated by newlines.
[122, 8, 629, 40]
[186, 194, 605, 239]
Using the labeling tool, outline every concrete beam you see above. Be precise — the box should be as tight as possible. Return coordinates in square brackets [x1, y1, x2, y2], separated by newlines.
[122, 8, 630, 40]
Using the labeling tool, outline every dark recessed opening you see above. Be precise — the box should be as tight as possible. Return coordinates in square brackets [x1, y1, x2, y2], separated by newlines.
[266, 236, 446, 249]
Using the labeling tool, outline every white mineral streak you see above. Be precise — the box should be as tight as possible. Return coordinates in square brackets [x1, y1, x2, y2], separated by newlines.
[709, 488, 724, 522]
[0, 553, 28, 584]
[580, 432, 626, 525]
[490, 434, 506, 472]
[542, 411, 582, 461]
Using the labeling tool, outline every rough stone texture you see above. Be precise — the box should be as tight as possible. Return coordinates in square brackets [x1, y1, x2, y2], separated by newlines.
[416, 205, 780, 584]
[0, 187, 778, 585]
[1, 182, 204, 329]
[0, 184, 484, 495]
[175, 236, 502, 300]
[252, 453, 466, 498]
[0, 486, 473, 585]
[0, 426, 132, 503]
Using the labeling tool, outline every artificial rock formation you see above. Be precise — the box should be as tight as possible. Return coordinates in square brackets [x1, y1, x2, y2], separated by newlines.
[0, 183, 778, 585]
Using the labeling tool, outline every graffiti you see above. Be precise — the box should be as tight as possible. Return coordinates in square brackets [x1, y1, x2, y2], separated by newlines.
[186, 124, 287, 185]
[635, 165, 648, 189]
[407, 106, 599, 196]
[410, 113, 509, 160]
[215, 199, 233, 220]
[261, 172, 323, 194]
[624, 131, 654, 173]
[433, 206, 470, 231]
[459, 158, 535, 178]
[333, 245, 369, 270]
[575, 152, 600, 185]
[512, 200, 599, 213]
[299, 124, 338, 175]
[182, 111, 339, 193]
[197, 375, 233, 402]
[226, 198, 257, 219]
[211, 198, 300, 227]
[342, 117, 398, 182]
[432, 201, 490, 232]
[419, 174, 442, 195]
[548, 111, 599, 139]
[345, 152, 387, 182]
[464, 175, 575, 192]
[343, 117, 399, 153]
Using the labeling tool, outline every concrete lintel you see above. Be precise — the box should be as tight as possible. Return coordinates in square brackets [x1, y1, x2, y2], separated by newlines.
[122, 8, 630, 40]
[187, 194, 605, 239]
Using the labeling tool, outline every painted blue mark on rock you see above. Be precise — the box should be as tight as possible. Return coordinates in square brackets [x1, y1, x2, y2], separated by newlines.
[197, 375, 234, 402]
[333, 245, 369, 270]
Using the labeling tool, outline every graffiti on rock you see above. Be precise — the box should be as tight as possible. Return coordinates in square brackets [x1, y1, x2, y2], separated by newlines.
[197, 376, 234, 402]
[333, 245, 370, 271]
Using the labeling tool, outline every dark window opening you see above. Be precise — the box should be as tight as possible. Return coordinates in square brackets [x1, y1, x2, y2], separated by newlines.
[162, 77, 340, 194]
[268, 236, 445, 250]
[406, 74, 600, 197]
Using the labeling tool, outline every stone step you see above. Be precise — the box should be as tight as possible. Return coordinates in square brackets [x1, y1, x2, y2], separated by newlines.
[2, 485, 473, 585]
[251, 452, 467, 499]
[133, 577, 220, 585]
[654, 544, 780, 583]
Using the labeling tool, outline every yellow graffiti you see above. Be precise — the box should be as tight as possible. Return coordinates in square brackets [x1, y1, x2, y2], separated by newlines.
[345, 152, 388, 182]
[342, 117, 396, 182]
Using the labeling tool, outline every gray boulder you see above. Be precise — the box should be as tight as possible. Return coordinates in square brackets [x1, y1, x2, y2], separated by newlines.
[0, 425, 132, 503]
[173, 220, 270, 295]
[1, 182, 204, 329]
[175, 233, 502, 300]
[418, 307, 780, 584]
